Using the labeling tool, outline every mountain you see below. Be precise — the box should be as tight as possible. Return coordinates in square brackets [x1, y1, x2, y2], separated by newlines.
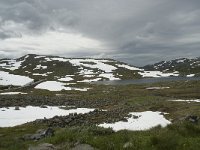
[0, 54, 199, 90]
[0, 54, 143, 90]
[143, 57, 200, 77]
[0, 54, 141, 82]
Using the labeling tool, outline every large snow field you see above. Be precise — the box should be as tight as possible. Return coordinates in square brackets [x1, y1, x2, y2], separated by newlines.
[98, 111, 171, 131]
[0, 71, 34, 86]
[46, 57, 117, 73]
[0, 106, 94, 127]
[70, 59, 117, 73]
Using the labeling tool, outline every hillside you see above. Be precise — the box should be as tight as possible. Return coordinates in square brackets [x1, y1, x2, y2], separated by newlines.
[0, 54, 200, 150]
[143, 57, 200, 77]
[0, 54, 183, 89]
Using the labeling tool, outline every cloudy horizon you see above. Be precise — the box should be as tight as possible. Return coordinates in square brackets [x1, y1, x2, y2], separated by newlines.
[0, 0, 200, 66]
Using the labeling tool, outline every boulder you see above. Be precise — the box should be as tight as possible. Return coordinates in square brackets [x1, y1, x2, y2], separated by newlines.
[123, 142, 133, 149]
[15, 106, 20, 110]
[40, 105, 48, 108]
[185, 115, 199, 123]
[28, 143, 56, 150]
[23, 128, 54, 141]
[71, 144, 96, 150]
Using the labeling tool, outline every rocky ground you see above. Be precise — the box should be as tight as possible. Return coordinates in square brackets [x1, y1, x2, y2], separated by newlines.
[0, 81, 200, 150]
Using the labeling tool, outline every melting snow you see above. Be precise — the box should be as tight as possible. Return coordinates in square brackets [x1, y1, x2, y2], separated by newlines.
[176, 59, 186, 63]
[44, 57, 52, 62]
[169, 99, 200, 103]
[98, 111, 171, 131]
[79, 69, 95, 75]
[0, 71, 34, 86]
[51, 57, 69, 62]
[35, 81, 89, 91]
[58, 76, 74, 82]
[187, 74, 195, 77]
[0, 92, 27, 95]
[0, 60, 23, 71]
[0, 55, 29, 70]
[0, 106, 94, 127]
[83, 74, 95, 78]
[68, 59, 117, 72]
[32, 73, 48, 76]
[139, 71, 179, 78]
[116, 64, 142, 71]
[35, 56, 46, 59]
[146, 87, 170, 90]
[78, 78, 102, 83]
[34, 64, 47, 70]
[99, 73, 120, 80]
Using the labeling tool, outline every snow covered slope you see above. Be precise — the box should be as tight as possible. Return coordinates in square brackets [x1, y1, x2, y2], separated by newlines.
[0, 54, 143, 85]
[143, 57, 200, 77]
[1, 54, 198, 89]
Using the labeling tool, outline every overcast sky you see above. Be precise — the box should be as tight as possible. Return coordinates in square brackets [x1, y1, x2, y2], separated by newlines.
[0, 0, 200, 66]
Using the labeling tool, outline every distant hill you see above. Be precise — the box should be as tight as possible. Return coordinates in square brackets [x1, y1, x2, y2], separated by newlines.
[143, 57, 200, 77]
[0, 54, 199, 88]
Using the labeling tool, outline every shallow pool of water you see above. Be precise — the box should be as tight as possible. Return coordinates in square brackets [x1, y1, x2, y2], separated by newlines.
[94, 77, 200, 85]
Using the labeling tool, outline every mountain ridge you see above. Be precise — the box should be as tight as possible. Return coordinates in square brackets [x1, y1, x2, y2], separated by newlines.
[0, 54, 199, 89]
[143, 57, 200, 77]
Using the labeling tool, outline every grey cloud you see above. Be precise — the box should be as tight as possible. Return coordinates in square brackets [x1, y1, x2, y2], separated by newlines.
[0, 0, 200, 66]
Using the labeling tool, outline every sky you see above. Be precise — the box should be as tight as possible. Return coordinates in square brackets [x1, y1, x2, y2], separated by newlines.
[0, 0, 200, 66]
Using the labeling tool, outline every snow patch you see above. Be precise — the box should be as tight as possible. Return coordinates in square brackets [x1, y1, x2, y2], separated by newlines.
[32, 73, 48, 76]
[78, 78, 102, 83]
[58, 76, 74, 82]
[0, 71, 34, 86]
[68, 59, 117, 72]
[34, 64, 47, 70]
[99, 73, 120, 80]
[146, 87, 170, 90]
[83, 74, 95, 78]
[98, 111, 171, 131]
[139, 71, 179, 78]
[187, 74, 195, 77]
[116, 64, 142, 71]
[0, 106, 94, 127]
[0, 92, 27, 95]
[169, 99, 200, 103]
[0, 56, 29, 70]
[79, 69, 95, 75]
[35, 81, 89, 91]
[35, 56, 46, 59]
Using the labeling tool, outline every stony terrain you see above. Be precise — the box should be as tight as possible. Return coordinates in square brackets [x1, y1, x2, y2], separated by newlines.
[0, 55, 200, 150]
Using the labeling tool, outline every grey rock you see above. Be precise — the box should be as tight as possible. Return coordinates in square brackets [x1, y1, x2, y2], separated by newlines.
[15, 106, 20, 110]
[185, 115, 199, 123]
[23, 128, 54, 141]
[71, 144, 96, 150]
[123, 142, 133, 149]
[40, 105, 48, 108]
[28, 143, 56, 150]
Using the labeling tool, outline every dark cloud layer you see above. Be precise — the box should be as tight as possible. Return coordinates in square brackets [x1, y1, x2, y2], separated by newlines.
[0, 0, 200, 66]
